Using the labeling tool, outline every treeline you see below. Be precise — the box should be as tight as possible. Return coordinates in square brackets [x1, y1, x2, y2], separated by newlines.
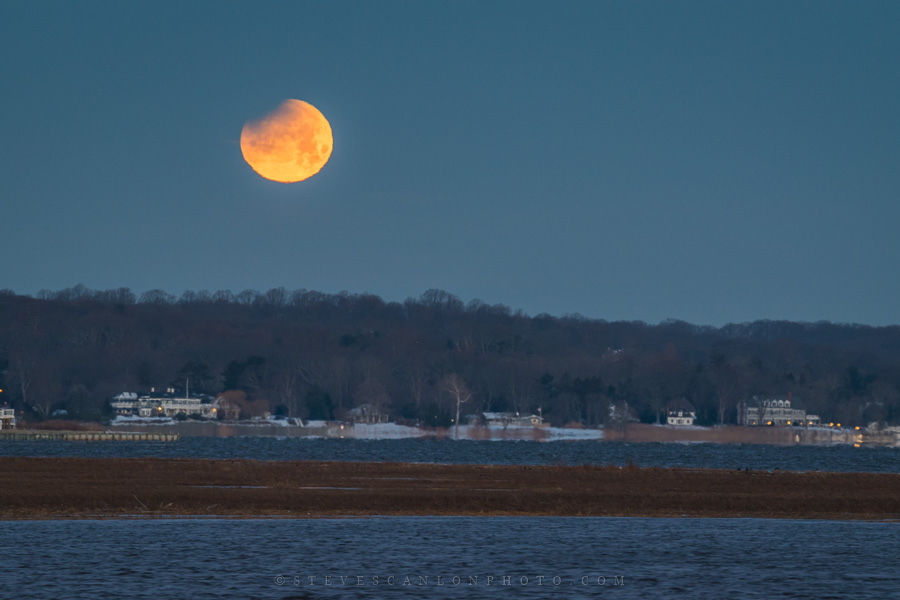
[1, 286, 899, 427]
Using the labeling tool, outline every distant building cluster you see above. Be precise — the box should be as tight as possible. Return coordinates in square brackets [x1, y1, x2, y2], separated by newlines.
[111, 388, 216, 419]
[738, 395, 821, 426]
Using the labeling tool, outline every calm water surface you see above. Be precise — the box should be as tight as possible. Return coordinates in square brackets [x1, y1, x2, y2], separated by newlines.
[1, 437, 898, 472]
[1, 517, 897, 599]
[3, 441, 897, 598]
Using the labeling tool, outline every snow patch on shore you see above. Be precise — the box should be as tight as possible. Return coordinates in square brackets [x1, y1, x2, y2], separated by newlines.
[111, 415, 175, 425]
[341, 423, 603, 441]
[345, 423, 431, 439]
[108, 416, 603, 441]
[542, 427, 605, 440]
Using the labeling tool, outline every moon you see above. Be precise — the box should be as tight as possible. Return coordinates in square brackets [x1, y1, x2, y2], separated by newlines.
[240, 99, 333, 183]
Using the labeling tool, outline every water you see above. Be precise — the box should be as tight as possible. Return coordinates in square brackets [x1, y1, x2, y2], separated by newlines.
[1, 437, 898, 472]
[1, 517, 896, 599]
[3, 441, 897, 598]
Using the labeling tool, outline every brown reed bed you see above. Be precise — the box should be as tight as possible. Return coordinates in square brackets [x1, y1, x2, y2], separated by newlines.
[1, 457, 898, 520]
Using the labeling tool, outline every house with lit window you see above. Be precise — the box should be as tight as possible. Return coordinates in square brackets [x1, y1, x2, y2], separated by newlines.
[483, 412, 544, 427]
[112, 388, 215, 418]
[737, 395, 820, 426]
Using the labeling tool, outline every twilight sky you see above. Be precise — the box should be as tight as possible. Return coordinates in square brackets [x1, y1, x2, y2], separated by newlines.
[2, 1, 898, 326]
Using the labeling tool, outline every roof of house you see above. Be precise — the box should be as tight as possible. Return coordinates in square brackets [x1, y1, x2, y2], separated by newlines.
[750, 395, 807, 409]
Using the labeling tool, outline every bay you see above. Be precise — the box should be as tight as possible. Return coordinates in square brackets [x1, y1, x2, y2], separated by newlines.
[1, 517, 897, 599]
[1, 437, 898, 473]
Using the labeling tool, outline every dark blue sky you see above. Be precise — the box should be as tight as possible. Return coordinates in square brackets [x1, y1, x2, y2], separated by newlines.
[2, 1, 898, 326]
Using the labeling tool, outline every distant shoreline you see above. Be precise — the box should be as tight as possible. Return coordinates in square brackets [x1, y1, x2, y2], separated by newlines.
[9, 419, 896, 446]
[2, 457, 898, 521]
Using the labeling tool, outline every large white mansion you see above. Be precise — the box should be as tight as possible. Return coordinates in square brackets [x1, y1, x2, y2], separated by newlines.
[737, 395, 821, 426]
[111, 388, 216, 418]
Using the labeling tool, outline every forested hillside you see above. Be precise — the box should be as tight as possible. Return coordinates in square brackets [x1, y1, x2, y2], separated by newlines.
[1, 286, 898, 427]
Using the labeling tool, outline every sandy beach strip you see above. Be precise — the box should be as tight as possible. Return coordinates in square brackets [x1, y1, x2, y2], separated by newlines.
[1, 457, 898, 520]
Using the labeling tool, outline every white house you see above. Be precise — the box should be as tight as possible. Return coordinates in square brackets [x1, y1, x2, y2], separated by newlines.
[483, 412, 544, 427]
[110, 392, 139, 416]
[0, 407, 16, 430]
[112, 388, 215, 418]
[738, 395, 821, 426]
[665, 398, 696, 426]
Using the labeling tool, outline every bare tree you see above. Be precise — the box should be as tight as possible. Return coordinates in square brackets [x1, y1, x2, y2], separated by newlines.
[396, 365, 431, 411]
[355, 377, 391, 411]
[296, 360, 329, 388]
[753, 396, 770, 426]
[640, 345, 688, 423]
[506, 363, 539, 416]
[442, 374, 473, 439]
[10, 353, 36, 411]
[710, 353, 747, 425]
[272, 367, 301, 418]
[327, 357, 358, 414]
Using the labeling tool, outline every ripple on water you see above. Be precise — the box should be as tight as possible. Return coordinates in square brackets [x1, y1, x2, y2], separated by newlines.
[0, 517, 898, 599]
[0, 437, 898, 473]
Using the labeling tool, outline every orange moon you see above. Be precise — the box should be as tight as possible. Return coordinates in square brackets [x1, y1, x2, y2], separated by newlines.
[240, 99, 333, 183]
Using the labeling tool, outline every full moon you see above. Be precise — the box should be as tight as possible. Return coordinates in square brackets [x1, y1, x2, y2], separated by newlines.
[240, 99, 333, 183]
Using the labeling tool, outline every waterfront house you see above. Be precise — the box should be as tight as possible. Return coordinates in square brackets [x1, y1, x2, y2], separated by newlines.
[110, 392, 139, 416]
[0, 407, 16, 430]
[209, 394, 240, 420]
[112, 388, 215, 419]
[737, 395, 821, 426]
[482, 412, 544, 427]
[347, 404, 390, 424]
[665, 398, 696, 426]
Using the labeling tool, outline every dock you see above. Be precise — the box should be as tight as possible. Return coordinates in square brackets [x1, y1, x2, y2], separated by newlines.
[0, 430, 179, 442]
